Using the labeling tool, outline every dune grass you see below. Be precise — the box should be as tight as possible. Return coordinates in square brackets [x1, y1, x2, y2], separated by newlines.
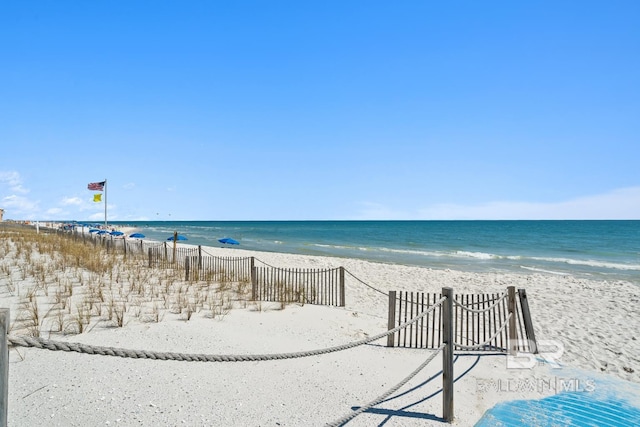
[0, 226, 267, 337]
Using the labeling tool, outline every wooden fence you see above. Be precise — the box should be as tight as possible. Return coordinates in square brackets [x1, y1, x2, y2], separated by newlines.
[147, 244, 199, 268]
[185, 255, 253, 283]
[387, 286, 537, 353]
[251, 267, 345, 307]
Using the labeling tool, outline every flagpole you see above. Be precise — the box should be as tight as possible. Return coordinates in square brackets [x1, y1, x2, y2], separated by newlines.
[104, 179, 108, 228]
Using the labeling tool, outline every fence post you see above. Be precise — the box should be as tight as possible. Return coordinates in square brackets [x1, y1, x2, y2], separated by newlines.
[251, 261, 257, 301]
[148, 248, 152, 268]
[442, 287, 454, 422]
[387, 291, 396, 347]
[507, 286, 517, 354]
[518, 289, 537, 354]
[339, 267, 345, 307]
[1, 308, 9, 427]
[185, 256, 190, 281]
[198, 246, 202, 269]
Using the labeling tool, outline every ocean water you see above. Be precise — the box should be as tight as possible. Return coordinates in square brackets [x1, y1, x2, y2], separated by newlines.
[107, 220, 640, 284]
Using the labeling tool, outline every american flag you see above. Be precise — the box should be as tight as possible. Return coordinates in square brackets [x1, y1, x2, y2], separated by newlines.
[87, 181, 106, 191]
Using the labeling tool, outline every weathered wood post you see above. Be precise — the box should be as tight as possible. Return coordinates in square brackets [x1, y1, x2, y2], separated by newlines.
[185, 256, 190, 281]
[250, 259, 257, 301]
[172, 231, 177, 264]
[387, 291, 397, 347]
[442, 287, 454, 422]
[1, 308, 9, 427]
[148, 248, 152, 268]
[339, 267, 345, 307]
[198, 245, 202, 269]
[518, 289, 537, 353]
[507, 286, 517, 354]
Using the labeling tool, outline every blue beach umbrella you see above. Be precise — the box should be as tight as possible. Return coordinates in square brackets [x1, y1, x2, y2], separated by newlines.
[167, 235, 187, 241]
[218, 237, 239, 245]
[89, 229, 100, 233]
[110, 231, 124, 236]
[129, 233, 145, 239]
[97, 230, 108, 235]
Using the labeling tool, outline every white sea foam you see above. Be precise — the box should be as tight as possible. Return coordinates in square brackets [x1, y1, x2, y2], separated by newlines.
[529, 256, 640, 271]
[519, 266, 568, 276]
[378, 247, 445, 257]
[455, 251, 496, 260]
[313, 243, 353, 250]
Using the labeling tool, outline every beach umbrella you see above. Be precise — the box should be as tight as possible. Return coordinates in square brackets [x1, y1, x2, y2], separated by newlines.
[97, 230, 108, 235]
[89, 229, 100, 233]
[129, 232, 145, 239]
[218, 237, 239, 245]
[110, 231, 124, 236]
[167, 234, 187, 241]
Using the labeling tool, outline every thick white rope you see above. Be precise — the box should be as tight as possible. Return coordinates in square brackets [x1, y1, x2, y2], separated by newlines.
[452, 292, 507, 313]
[453, 313, 512, 351]
[8, 297, 447, 362]
[326, 344, 446, 427]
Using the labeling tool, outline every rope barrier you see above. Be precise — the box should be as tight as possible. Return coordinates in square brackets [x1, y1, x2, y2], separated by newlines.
[343, 269, 389, 297]
[8, 297, 446, 363]
[199, 248, 215, 257]
[326, 344, 446, 427]
[198, 249, 251, 261]
[452, 292, 507, 314]
[253, 258, 280, 269]
[453, 313, 512, 351]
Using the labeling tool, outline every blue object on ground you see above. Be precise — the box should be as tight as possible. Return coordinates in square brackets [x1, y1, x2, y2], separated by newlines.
[218, 237, 239, 245]
[475, 369, 640, 427]
[129, 233, 145, 238]
[167, 235, 187, 241]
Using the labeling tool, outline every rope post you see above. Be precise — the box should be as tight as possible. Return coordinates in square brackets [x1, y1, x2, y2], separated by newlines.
[1, 308, 9, 427]
[507, 286, 517, 355]
[442, 287, 454, 423]
[339, 267, 345, 307]
[518, 289, 538, 354]
[387, 291, 396, 347]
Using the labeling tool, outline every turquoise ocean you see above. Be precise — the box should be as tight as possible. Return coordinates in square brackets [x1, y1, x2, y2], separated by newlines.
[107, 220, 640, 284]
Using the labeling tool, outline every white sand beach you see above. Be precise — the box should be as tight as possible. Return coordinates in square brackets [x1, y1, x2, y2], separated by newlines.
[2, 226, 640, 426]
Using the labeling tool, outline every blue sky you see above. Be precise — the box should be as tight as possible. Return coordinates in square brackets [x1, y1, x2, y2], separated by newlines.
[1, 1, 638, 221]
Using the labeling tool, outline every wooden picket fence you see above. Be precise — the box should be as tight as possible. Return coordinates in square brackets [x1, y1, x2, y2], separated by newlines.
[251, 266, 345, 307]
[185, 255, 253, 283]
[387, 286, 536, 353]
